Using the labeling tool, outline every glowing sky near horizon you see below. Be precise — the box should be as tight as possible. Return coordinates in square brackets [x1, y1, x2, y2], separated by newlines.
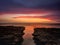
[0, 9, 60, 23]
[0, 12, 56, 23]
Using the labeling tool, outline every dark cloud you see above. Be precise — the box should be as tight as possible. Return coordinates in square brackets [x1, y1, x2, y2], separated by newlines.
[14, 0, 57, 6]
[40, 11, 60, 22]
[0, 0, 60, 12]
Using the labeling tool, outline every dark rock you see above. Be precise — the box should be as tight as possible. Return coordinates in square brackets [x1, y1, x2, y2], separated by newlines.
[33, 28, 60, 45]
[0, 26, 25, 45]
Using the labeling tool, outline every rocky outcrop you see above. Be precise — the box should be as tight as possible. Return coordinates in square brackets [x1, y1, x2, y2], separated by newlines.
[33, 28, 60, 45]
[0, 26, 25, 45]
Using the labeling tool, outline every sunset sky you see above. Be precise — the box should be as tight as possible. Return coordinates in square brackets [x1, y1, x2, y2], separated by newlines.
[0, 0, 60, 23]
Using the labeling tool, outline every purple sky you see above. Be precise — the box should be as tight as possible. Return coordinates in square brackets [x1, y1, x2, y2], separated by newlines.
[0, 0, 60, 23]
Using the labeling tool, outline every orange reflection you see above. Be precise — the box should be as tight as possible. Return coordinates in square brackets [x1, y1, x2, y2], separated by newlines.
[23, 26, 34, 39]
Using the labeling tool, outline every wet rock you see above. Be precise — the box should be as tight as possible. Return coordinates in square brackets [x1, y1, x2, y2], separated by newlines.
[33, 28, 60, 45]
[0, 26, 25, 45]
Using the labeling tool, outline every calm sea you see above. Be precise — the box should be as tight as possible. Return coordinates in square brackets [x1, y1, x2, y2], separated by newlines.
[0, 23, 60, 45]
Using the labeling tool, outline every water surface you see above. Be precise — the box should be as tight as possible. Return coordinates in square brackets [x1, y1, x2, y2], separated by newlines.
[0, 23, 60, 45]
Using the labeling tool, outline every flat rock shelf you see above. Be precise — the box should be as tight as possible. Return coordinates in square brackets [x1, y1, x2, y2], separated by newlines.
[0, 26, 25, 45]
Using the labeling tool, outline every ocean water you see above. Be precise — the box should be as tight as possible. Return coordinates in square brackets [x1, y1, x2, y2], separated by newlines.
[22, 26, 35, 45]
[0, 23, 60, 45]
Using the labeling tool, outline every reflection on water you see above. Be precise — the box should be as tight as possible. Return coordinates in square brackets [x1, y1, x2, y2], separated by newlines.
[22, 26, 35, 45]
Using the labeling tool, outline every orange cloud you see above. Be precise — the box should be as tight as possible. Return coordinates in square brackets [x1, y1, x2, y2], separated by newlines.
[13, 16, 44, 18]
[11, 17, 53, 23]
